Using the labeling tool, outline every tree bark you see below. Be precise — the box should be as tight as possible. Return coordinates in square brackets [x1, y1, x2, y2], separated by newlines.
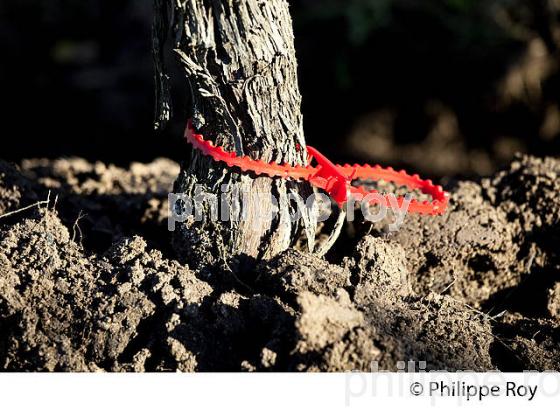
[154, 0, 332, 267]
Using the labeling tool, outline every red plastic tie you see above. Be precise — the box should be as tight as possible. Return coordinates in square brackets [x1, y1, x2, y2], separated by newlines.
[185, 121, 449, 215]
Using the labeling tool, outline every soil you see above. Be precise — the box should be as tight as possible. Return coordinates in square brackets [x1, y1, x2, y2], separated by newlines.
[0, 154, 559, 372]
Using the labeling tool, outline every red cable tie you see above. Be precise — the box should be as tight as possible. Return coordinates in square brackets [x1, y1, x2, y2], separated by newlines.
[185, 121, 449, 215]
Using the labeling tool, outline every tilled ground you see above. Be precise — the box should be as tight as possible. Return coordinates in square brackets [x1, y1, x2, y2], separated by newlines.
[0, 155, 558, 371]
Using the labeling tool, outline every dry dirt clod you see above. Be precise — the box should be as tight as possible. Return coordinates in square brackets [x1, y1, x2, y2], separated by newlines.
[295, 291, 365, 354]
[547, 283, 560, 319]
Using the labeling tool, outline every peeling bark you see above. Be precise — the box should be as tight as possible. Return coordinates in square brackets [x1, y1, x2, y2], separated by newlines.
[154, 0, 338, 267]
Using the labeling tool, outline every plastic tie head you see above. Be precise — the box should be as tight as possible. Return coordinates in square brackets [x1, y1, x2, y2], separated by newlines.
[307, 145, 349, 205]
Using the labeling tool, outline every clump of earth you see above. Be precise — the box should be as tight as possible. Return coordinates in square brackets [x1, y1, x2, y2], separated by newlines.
[0, 154, 559, 371]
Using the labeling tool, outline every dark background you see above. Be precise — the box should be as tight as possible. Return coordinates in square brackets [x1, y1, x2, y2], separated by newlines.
[1, 0, 559, 177]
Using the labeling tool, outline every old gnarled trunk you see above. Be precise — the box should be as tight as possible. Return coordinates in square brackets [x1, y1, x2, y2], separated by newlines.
[154, 0, 339, 267]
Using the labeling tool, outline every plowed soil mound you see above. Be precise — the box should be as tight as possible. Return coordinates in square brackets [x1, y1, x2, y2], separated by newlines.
[0, 155, 558, 371]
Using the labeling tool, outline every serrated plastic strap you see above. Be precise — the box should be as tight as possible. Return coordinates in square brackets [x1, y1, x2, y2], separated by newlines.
[185, 121, 449, 215]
